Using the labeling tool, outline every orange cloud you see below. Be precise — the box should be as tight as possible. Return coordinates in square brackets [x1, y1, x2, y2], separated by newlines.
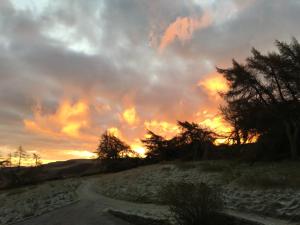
[198, 73, 229, 98]
[199, 115, 232, 145]
[24, 99, 95, 141]
[200, 115, 231, 133]
[159, 12, 213, 52]
[131, 140, 146, 157]
[107, 127, 123, 138]
[122, 107, 138, 125]
[65, 150, 97, 159]
[144, 120, 180, 139]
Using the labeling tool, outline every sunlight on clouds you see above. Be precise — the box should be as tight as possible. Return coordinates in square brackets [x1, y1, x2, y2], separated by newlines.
[200, 115, 231, 134]
[65, 150, 97, 159]
[107, 127, 122, 138]
[24, 99, 94, 140]
[198, 73, 229, 97]
[157, 0, 251, 52]
[144, 120, 180, 139]
[159, 12, 213, 52]
[200, 115, 232, 144]
[122, 107, 138, 125]
[131, 142, 146, 158]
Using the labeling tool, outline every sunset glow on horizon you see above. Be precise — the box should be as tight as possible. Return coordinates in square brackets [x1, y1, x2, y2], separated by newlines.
[0, 0, 299, 163]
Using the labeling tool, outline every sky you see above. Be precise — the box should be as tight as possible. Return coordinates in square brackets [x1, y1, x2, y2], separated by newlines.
[0, 0, 300, 163]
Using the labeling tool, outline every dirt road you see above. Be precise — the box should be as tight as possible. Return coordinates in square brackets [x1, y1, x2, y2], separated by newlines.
[15, 179, 133, 225]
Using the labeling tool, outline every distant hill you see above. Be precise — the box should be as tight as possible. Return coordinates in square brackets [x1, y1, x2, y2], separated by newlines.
[0, 157, 147, 189]
[0, 159, 102, 189]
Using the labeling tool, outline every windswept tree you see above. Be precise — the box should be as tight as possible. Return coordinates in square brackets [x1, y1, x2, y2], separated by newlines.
[7, 153, 12, 167]
[0, 152, 9, 168]
[32, 153, 42, 167]
[218, 38, 300, 159]
[14, 146, 28, 167]
[220, 106, 256, 145]
[177, 121, 216, 160]
[142, 122, 217, 161]
[141, 130, 171, 160]
[96, 131, 132, 159]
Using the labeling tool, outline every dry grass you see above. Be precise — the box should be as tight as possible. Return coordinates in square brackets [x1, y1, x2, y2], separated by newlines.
[196, 160, 300, 189]
[234, 162, 300, 189]
[158, 182, 223, 225]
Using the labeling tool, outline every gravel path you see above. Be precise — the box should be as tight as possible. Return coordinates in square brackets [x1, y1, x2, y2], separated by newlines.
[13, 179, 132, 225]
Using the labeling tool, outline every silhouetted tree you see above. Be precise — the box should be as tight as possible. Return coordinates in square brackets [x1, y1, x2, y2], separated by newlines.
[32, 153, 42, 167]
[0, 153, 11, 168]
[7, 153, 12, 167]
[218, 38, 300, 160]
[14, 146, 28, 167]
[142, 122, 217, 161]
[177, 121, 216, 160]
[96, 131, 132, 159]
[141, 130, 170, 160]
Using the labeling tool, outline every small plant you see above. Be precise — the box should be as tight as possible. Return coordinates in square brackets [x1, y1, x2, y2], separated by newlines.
[159, 182, 223, 225]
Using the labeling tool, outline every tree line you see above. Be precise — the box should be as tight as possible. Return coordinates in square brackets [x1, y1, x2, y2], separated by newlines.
[0, 146, 41, 169]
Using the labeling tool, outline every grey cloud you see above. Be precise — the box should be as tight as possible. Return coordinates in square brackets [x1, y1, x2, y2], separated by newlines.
[0, 0, 299, 160]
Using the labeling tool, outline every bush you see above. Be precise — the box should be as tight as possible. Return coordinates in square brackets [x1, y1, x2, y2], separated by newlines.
[159, 182, 223, 225]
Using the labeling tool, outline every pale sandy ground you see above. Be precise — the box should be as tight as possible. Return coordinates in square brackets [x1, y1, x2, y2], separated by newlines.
[0, 161, 299, 225]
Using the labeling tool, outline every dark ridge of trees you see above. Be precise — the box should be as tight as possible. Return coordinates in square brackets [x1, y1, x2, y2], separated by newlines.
[218, 38, 300, 160]
[141, 121, 217, 161]
[96, 131, 135, 160]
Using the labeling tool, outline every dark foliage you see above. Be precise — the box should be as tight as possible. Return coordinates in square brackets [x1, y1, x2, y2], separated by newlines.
[96, 131, 134, 160]
[159, 182, 223, 225]
[141, 130, 171, 160]
[142, 121, 217, 161]
[218, 38, 300, 160]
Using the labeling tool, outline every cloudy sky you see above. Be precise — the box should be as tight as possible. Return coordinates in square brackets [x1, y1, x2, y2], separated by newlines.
[0, 0, 300, 162]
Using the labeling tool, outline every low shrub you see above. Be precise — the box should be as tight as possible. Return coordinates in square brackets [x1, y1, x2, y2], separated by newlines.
[159, 182, 223, 225]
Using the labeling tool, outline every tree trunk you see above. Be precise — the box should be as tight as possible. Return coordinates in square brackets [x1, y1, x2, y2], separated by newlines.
[285, 121, 299, 160]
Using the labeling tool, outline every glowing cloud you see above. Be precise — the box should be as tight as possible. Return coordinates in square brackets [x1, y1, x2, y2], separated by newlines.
[200, 115, 232, 144]
[144, 120, 180, 139]
[122, 107, 138, 125]
[65, 150, 97, 159]
[198, 73, 229, 98]
[24, 99, 93, 140]
[107, 127, 123, 138]
[131, 141, 146, 158]
[159, 12, 213, 52]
